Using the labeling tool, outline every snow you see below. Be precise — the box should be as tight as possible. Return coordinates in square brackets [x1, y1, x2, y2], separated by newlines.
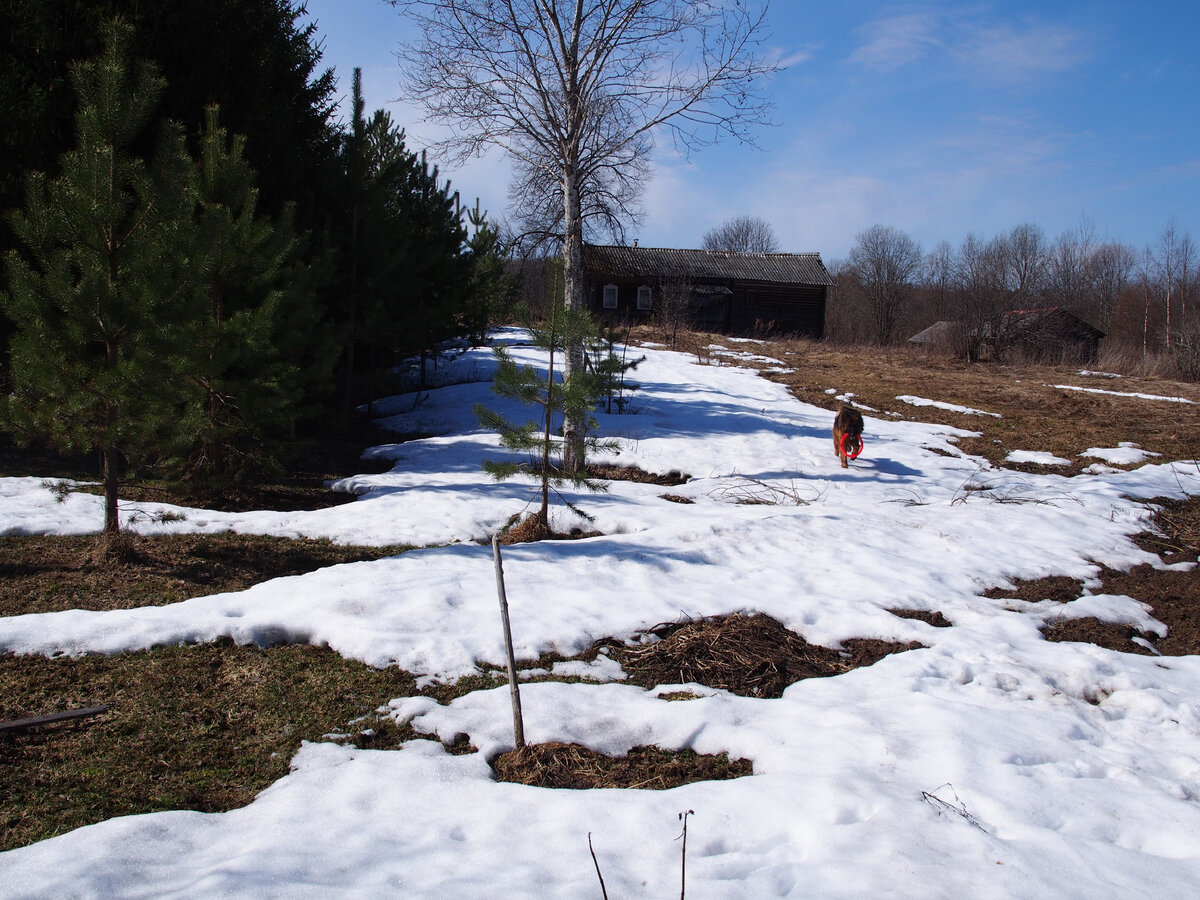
[1082, 443, 1162, 466]
[3, 331, 1200, 897]
[1006, 450, 1071, 466]
[896, 395, 1003, 417]
[1053, 384, 1197, 404]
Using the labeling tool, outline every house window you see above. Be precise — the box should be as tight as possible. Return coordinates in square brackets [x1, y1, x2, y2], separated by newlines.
[636, 284, 652, 311]
[603, 284, 619, 309]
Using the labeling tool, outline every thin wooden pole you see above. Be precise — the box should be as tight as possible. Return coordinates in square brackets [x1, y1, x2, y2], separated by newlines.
[492, 535, 526, 749]
[0, 704, 111, 734]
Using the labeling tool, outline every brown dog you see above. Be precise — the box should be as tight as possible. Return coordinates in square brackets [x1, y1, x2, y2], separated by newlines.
[833, 404, 864, 468]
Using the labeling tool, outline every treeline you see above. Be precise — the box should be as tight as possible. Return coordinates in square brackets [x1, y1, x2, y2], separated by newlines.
[828, 219, 1198, 378]
[0, 3, 515, 527]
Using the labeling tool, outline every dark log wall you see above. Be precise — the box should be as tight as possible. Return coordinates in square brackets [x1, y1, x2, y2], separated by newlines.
[588, 278, 827, 339]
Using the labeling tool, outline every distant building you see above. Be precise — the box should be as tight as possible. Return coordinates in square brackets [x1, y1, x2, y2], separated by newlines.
[583, 244, 833, 339]
[908, 321, 961, 347]
[908, 308, 1105, 363]
[1000, 307, 1105, 363]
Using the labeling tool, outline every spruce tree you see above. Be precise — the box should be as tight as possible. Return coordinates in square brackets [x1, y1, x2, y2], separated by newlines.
[2, 22, 199, 535]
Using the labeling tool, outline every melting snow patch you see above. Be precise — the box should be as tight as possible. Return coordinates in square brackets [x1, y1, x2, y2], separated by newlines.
[1078, 370, 1122, 379]
[1053, 384, 1196, 404]
[1082, 443, 1161, 466]
[1006, 450, 1071, 466]
[896, 395, 1002, 417]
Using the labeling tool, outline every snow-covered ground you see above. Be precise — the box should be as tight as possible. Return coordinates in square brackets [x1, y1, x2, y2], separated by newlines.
[3, 329, 1200, 898]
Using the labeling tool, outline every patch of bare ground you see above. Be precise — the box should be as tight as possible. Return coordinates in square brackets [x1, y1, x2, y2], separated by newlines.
[889, 609, 952, 627]
[985, 498, 1200, 656]
[0, 534, 412, 616]
[985, 576, 1087, 605]
[491, 742, 751, 790]
[608, 612, 924, 699]
[496, 513, 603, 546]
[0, 641, 416, 852]
[586, 463, 690, 486]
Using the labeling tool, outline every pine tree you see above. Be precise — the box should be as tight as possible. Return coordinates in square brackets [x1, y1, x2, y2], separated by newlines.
[170, 105, 320, 488]
[2, 22, 200, 535]
[335, 75, 471, 405]
[463, 201, 518, 345]
[474, 299, 615, 532]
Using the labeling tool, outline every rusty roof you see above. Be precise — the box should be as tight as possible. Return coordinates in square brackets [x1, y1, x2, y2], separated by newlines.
[584, 245, 834, 286]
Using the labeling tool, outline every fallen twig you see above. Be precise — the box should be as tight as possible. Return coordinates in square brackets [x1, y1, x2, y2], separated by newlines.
[1, 705, 111, 735]
[921, 783, 988, 833]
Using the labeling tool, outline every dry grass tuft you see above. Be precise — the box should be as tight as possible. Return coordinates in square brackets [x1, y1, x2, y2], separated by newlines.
[610, 612, 924, 699]
[491, 741, 751, 790]
[0, 534, 411, 617]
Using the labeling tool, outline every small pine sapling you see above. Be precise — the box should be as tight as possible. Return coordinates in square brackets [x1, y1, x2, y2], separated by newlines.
[588, 322, 645, 415]
[474, 298, 617, 529]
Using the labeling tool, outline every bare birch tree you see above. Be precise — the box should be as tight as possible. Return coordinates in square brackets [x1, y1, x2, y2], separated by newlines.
[393, 0, 777, 471]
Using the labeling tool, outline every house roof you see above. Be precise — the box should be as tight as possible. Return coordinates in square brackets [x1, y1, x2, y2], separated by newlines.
[1005, 306, 1106, 338]
[584, 245, 834, 287]
[908, 321, 959, 344]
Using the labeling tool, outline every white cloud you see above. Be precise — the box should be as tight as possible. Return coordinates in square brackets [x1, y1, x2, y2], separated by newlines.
[847, 7, 1089, 86]
[772, 46, 818, 69]
[849, 11, 942, 70]
[953, 19, 1090, 84]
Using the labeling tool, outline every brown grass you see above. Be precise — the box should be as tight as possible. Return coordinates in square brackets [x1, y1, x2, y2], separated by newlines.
[0, 533, 411, 617]
[609, 613, 924, 699]
[986, 497, 1200, 656]
[492, 742, 751, 790]
[0, 641, 415, 852]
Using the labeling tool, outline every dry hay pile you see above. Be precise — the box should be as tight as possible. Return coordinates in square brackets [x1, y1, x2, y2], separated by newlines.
[498, 514, 602, 546]
[492, 741, 751, 790]
[609, 612, 925, 699]
[586, 463, 690, 486]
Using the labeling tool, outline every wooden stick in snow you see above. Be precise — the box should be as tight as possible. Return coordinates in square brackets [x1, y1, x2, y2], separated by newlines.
[492, 535, 526, 749]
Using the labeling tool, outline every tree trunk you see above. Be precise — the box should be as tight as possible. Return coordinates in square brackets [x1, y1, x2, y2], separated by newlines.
[102, 442, 120, 535]
[560, 162, 587, 474]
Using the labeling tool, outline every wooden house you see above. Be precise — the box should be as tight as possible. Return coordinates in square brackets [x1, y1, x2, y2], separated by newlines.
[1000, 307, 1105, 363]
[583, 244, 833, 338]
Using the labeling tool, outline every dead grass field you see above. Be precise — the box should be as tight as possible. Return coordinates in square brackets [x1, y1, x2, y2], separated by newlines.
[2, 334, 1198, 852]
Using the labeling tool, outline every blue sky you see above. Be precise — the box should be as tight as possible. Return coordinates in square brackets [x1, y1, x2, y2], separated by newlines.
[302, 0, 1199, 261]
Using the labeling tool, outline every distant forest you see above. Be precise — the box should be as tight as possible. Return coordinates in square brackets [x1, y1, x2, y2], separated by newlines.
[827, 219, 1198, 378]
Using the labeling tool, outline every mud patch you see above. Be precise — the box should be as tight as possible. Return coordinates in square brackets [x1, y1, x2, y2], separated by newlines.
[491, 741, 751, 790]
[607, 613, 924, 699]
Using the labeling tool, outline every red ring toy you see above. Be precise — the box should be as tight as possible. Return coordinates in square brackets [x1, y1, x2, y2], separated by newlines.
[840, 432, 864, 459]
